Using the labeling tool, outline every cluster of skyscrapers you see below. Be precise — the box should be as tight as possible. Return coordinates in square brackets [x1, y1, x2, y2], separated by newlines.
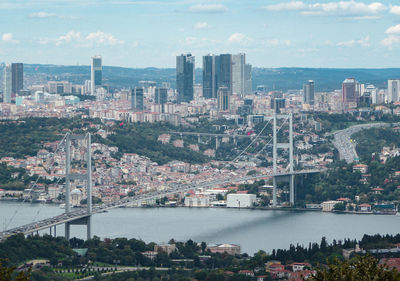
[2, 63, 23, 103]
[176, 53, 252, 110]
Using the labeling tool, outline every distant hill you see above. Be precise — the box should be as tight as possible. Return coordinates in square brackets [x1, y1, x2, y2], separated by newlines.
[20, 64, 400, 92]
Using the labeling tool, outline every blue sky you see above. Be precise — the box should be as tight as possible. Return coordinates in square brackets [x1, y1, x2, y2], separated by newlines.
[1, 0, 400, 68]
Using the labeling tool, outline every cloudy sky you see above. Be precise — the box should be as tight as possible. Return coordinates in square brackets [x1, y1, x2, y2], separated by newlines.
[1, 0, 400, 68]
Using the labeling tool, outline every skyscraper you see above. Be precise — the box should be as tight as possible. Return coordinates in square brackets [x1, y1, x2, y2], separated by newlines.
[2, 64, 12, 103]
[202, 54, 216, 99]
[217, 86, 230, 111]
[342, 78, 357, 105]
[91, 56, 102, 96]
[131, 87, 144, 111]
[303, 80, 315, 105]
[244, 63, 252, 95]
[232, 53, 245, 96]
[218, 54, 232, 94]
[176, 54, 195, 103]
[155, 87, 168, 113]
[388, 79, 400, 103]
[11, 63, 23, 97]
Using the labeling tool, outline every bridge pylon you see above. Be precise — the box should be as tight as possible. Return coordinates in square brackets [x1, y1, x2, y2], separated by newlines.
[272, 113, 295, 207]
[64, 133, 92, 241]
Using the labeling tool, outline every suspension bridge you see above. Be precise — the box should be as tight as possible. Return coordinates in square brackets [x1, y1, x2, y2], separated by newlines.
[0, 113, 325, 242]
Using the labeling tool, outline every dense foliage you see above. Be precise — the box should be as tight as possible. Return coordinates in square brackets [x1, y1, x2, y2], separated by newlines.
[354, 127, 400, 162]
[105, 122, 208, 165]
[309, 255, 400, 281]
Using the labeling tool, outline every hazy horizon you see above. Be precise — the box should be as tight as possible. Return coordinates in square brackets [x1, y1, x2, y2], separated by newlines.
[1, 0, 400, 68]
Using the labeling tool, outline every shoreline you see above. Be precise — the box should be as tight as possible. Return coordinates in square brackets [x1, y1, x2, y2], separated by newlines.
[1, 199, 397, 216]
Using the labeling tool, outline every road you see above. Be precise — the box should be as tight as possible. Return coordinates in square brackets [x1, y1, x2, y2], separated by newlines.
[332, 122, 393, 163]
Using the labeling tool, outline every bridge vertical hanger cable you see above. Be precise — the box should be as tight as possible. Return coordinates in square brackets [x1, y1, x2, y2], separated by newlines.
[4, 133, 69, 230]
[254, 115, 290, 158]
[230, 119, 272, 164]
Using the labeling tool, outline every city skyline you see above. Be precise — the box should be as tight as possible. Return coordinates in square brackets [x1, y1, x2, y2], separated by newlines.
[1, 0, 400, 68]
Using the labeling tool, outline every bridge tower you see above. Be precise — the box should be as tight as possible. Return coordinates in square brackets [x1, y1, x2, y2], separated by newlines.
[64, 133, 92, 240]
[272, 113, 294, 207]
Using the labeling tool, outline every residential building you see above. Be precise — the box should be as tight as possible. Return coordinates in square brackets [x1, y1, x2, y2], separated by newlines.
[321, 200, 340, 212]
[207, 244, 241, 255]
[176, 53, 195, 103]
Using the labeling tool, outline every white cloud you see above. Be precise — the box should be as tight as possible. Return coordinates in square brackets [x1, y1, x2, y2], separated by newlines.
[29, 11, 78, 19]
[265, 39, 291, 46]
[30, 11, 57, 18]
[382, 24, 400, 49]
[194, 22, 210, 29]
[263, 1, 387, 16]
[55, 31, 81, 46]
[188, 4, 227, 13]
[385, 24, 400, 35]
[390, 5, 400, 15]
[48, 31, 124, 47]
[337, 36, 370, 47]
[228, 33, 252, 45]
[86, 31, 124, 45]
[2, 33, 19, 43]
[180, 36, 219, 47]
[382, 35, 400, 49]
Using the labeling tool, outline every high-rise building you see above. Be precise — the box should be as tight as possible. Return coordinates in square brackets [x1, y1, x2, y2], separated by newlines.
[131, 87, 144, 111]
[2, 64, 12, 103]
[244, 63, 252, 95]
[11, 63, 23, 97]
[155, 87, 168, 113]
[91, 56, 102, 96]
[176, 53, 195, 103]
[388, 79, 400, 103]
[232, 53, 245, 96]
[202, 54, 216, 99]
[217, 86, 230, 111]
[303, 80, 315, 105]
[218, 54, 232, 94]
[342, 78, 357, 105]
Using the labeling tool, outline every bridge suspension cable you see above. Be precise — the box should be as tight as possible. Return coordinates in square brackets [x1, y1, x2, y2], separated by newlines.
[4, 133, 69, 231]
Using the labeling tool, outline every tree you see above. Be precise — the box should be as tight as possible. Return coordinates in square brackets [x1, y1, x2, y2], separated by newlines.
[0, 259, 30, 281]
[309, 255, 400, 281]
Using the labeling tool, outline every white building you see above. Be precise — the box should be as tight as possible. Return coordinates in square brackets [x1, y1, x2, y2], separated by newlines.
[388, 79, 400, 103]
[321, 200, 340, 212]
[226, 193, 256, 208]
[184, 195, 210, 207]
